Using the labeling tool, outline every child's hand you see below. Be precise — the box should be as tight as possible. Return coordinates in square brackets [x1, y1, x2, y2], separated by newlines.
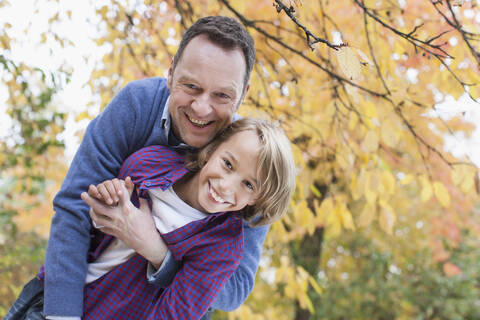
[88, 177, 134, 206]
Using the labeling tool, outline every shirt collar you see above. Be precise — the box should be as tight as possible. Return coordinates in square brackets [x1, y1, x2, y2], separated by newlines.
[161, 96, 190, 150]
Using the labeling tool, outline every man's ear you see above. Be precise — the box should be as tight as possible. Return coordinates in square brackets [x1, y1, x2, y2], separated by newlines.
[244, 83, 250, 96]
[241, 83, 250, 101]
[236, 83, 250, 110]
[167, 58, 175, 89]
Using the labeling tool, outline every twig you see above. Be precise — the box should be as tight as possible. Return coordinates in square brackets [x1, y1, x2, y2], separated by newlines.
[273, 0, 346, 50]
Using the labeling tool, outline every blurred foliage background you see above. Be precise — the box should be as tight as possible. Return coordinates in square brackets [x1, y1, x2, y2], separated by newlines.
[1, 0, 480, 319]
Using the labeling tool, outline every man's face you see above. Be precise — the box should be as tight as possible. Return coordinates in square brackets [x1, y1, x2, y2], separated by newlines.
[167, 34, 249, 148]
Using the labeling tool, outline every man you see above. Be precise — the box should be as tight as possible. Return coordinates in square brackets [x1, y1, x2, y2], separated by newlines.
[43, 16, 265, 319]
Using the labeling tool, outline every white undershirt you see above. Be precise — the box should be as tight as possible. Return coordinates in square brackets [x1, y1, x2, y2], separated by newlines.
[85, 186, 207, 284]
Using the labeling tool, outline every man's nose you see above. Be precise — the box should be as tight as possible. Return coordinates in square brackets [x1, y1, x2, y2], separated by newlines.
[191, 94, 212, 118]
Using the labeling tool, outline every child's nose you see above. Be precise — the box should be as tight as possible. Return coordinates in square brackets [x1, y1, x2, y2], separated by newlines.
[218, 178, 234, 195]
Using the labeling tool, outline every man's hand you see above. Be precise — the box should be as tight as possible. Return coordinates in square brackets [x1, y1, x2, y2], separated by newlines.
[81, 182, 168, 269]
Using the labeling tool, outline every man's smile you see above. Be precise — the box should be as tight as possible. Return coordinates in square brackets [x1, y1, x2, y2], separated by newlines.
[186, 114, 213, 128]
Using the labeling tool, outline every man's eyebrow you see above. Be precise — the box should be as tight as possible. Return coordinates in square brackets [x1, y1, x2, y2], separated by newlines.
[177, 75, 197, 83]
[226, 151, 258, 187]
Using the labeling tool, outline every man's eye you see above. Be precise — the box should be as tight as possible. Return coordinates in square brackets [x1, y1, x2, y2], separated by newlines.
[217, 92, 230, 99]
[185, 83, 198, 90]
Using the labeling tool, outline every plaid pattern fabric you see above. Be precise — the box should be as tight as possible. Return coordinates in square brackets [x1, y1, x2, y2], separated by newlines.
[39, 145, 244, 320]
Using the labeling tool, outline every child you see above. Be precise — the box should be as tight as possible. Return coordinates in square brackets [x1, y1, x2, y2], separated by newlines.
[6, 118, 296, 320]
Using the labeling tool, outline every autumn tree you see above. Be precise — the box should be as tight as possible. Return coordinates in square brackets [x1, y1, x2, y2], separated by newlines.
[87, 0, 480, 318]
[0, 1, 69, 312]
[2, 0, 480, 319]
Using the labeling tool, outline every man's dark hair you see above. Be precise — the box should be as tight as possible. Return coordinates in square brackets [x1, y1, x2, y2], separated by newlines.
[173, 16, 256, 91]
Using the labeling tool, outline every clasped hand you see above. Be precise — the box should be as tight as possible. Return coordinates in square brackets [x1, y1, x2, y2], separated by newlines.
[80, 177, 167, 268]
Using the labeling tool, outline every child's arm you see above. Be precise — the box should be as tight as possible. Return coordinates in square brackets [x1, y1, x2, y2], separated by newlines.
[148, 217, 244, 319]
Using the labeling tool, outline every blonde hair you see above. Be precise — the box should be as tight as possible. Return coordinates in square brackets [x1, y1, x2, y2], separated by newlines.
[185, 118, 296, 226]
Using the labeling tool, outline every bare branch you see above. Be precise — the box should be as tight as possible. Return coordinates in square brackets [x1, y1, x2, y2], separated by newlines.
[273, 0, 346, 50]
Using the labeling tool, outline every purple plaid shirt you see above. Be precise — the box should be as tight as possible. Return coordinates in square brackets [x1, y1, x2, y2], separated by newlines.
[39, 145, 244, 320]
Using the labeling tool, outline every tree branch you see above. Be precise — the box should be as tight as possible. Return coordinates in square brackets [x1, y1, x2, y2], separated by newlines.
[273, 0, 345, 50]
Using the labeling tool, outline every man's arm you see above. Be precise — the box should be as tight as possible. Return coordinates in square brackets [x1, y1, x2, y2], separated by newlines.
[210, 223, 268, 311]
[43, 78, 169, 317]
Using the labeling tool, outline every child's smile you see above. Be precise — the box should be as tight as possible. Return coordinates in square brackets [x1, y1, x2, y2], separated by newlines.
[186, 130, 261, 214]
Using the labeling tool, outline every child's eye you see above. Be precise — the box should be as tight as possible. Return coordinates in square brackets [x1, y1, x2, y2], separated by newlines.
[245, 181, 254, 191]
[223, 159, 233, 170]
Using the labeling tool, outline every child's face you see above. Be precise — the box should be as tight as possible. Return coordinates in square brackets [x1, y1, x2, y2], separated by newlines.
[195, 130, 261, 213]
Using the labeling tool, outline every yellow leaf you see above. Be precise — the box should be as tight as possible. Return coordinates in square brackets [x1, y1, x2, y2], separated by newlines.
[316, 197, 334, 225]
[451, 0, 464, 6]
[363, 130, 379, 153]
[337, 203, 355, 230]
[75, 111, 91, 122]
[460, 175, 474, 194]
[48, 12, 59, 24]
[304, 295, 315, 314]
[400, 174, 414, 185]
[381, 120, 399, 148]
[357, 203, 376, 227]
[336, 47, 362, 80]
[324, 100, 337, 120]
[350, 173, 360, 200]
[451, 165, 465, 186]
[433, 181, 451, 208]
[308, 276, 323, 295]
[379, 207, 396, 235]
[99, 5, 109, 16]
[293, 200, 316, 234]
[452, 165, 476, 194]
[381, 171, 396, 195]
[310, 184, 322, 198]
[355, 48, 373, 66]
[348, 111, 358, 130]
[361, 100, 378, 119]
[420, 176, 433, 202]
[364, 171, 379, 204]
